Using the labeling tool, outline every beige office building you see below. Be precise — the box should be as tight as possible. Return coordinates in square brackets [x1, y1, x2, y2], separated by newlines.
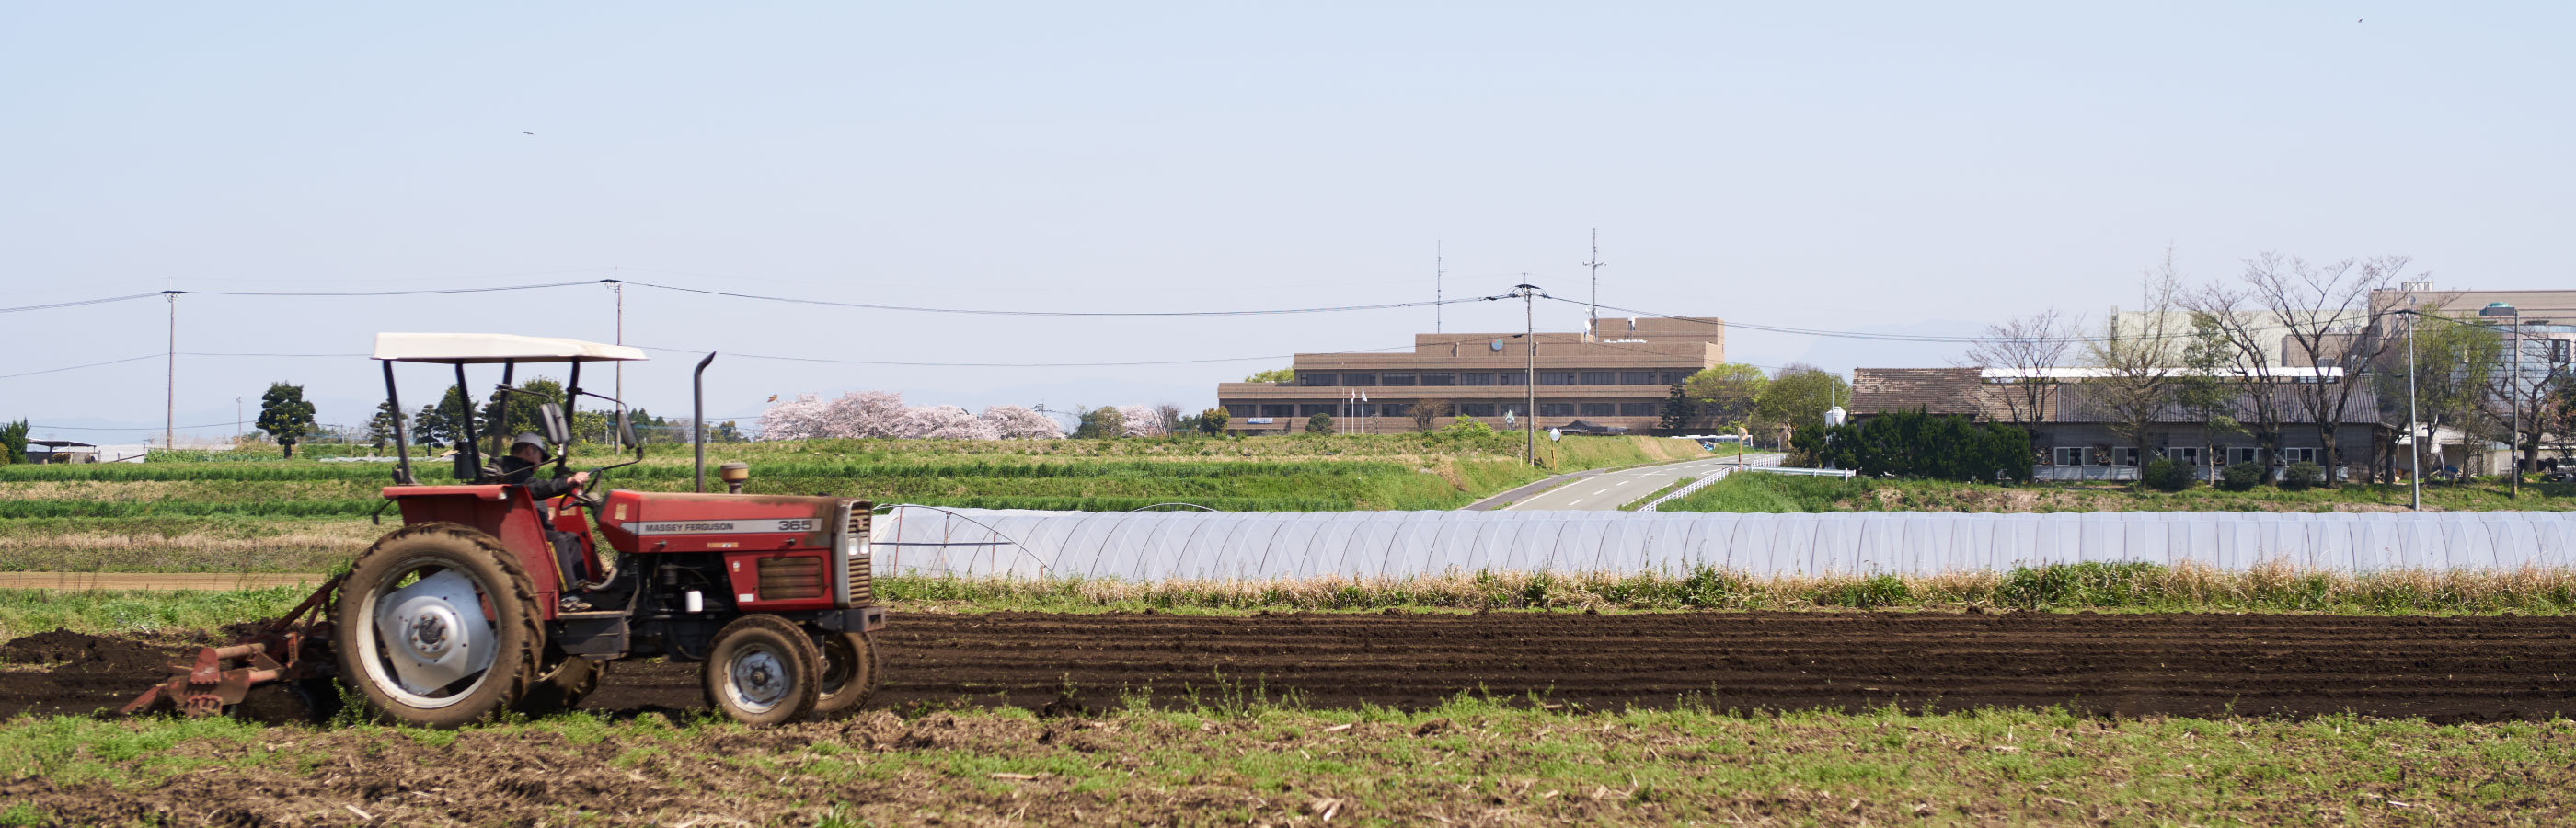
[1215, 316, 1725, 434]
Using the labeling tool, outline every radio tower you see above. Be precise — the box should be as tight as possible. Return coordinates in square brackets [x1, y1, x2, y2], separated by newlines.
[1582, 226, 1605, 337]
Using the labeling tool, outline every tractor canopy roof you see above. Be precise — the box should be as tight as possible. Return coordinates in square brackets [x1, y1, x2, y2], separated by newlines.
[372, 333, 650, 364]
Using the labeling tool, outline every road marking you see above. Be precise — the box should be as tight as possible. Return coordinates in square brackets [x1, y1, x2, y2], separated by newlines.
[1594, 489, 1610, 494]
[1570, 499, 1586, 505]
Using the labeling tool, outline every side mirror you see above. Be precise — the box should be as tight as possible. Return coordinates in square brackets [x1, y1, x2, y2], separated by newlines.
[619, 417, 639, 449]
[538, 403, 570, 446]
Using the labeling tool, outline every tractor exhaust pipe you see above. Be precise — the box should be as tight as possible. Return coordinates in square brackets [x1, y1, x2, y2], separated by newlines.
[693, 352, 717, 493]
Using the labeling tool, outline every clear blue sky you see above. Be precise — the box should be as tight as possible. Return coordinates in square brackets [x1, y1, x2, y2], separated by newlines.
[5, 3, 2569, 440]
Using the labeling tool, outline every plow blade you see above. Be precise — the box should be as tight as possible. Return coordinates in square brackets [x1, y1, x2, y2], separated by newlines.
[120, 574, 344, 719]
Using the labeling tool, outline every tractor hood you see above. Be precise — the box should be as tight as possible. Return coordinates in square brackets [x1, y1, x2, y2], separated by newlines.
[597, 490, 856, 555]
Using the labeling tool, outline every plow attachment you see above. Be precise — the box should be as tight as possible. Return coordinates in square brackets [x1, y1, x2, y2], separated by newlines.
[121, 574, 345, 719]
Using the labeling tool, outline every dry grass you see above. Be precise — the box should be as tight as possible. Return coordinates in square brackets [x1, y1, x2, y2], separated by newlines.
[0, 519, 377, 573]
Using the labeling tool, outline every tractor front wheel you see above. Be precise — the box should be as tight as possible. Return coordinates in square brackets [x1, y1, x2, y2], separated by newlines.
[811, 632, 882, 718]
[702, 615, 822, 726]
[329, 523, 544, 729]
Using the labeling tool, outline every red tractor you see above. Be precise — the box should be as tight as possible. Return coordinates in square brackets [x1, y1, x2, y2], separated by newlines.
[124, 333, 885, 727]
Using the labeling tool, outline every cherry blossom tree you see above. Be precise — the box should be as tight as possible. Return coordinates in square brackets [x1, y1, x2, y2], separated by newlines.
[977, 405, 1064, 439]
[1119, 404, 1167, 437]
[894, 405, 998, 440]
[823, 390, 910, 438]
[757, 394, 834, 441]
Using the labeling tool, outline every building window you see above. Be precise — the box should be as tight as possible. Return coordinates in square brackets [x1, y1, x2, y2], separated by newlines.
[1663, 371, 1694, 385]
[2281, 447, 2320, 465]
[1349, 403, 1377, 417]
[1579, 402, 1616, 417]
[1376, 373, 1412, 386]
[1457, 402, 1498, 417]
[1225, 405, 1256, 417]
[1498, 371, 1527, 385]
[1341, 374, 1376, 386]
[1379, 403, 1410, 417]
[1538, 403, 1576, 417]
[1619, 371, 1657, 385]
[1419, 373, 1455, 386]
[2228, 447, 2260, 466]
[1260, 404, 1295, 418]
[2166, 447, 2202, 466]
[1579, 371, 1616, 385]
[1299, 404, 1336, 417]
[2112, 447, 2140, 467]
[1619, 402, 1658, 416]
[1300, 374, 1336, 386]
[2053, 447, 2086, 466]
[1537, 372, 1578, 385]
[1460, 373, 1495, 385]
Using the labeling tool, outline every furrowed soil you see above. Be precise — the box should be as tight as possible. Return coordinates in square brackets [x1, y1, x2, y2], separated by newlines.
[8, 610, 2576, 722]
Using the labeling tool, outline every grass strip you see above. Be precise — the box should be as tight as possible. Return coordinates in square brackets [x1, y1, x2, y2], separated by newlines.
[2, 698, 2569, 826]
[15, 558, 2576, 639]
[1662, 469, 2576, 513]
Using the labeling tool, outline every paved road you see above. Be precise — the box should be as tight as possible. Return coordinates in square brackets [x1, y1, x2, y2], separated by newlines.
[1501, 453, 1782, 511]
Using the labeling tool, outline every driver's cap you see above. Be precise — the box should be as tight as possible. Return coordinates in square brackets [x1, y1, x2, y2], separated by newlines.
[512, 432, 552, 462]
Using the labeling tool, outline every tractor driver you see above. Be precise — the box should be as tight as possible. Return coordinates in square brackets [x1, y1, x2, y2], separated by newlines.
[499, 434, 598, 603]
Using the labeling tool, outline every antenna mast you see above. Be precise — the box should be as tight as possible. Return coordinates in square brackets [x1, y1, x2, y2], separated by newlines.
[1582, 226, 1604, 338]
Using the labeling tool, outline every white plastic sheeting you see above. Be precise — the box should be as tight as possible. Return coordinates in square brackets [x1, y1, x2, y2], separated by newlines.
[874, 507, 2576, 581]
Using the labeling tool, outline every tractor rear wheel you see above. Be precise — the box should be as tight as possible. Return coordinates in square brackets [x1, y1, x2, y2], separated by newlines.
[811, 632, 882, 718]
[330, 523, 544, 729]
[702, 615, 822, 726]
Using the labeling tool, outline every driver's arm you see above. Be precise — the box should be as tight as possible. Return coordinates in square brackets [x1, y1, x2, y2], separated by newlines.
[525, 470, 592, 501]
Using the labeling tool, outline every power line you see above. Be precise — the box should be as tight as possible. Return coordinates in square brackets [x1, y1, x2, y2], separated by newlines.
[0, 354, 161, 380]
[0, 293, 162, 315]
[617, 280, 1512, 317]
[630, 333, 1533, 368]
[180, 281, 602, 297]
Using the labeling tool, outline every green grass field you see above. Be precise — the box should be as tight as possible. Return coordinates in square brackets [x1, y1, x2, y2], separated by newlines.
[0, 433, 1702, 573]
[4, 698, 2567, 826]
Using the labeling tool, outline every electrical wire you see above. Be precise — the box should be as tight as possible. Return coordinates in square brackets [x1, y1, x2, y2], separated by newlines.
[631, 332, 1554, 369]
[180, 281, 602, 297]
[0, 293, 163, 315]
[0, 354, 162, 380]
[618, 280, 1511, 317]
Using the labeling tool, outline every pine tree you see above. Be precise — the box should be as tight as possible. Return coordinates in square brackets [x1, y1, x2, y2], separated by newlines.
[256, 383, 317, 459]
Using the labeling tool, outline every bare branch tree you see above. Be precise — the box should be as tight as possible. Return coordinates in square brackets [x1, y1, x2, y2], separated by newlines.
[1961, 309, 2079, 428]
[2084, 251, 2188, 489]
[2239, 252, 2411, 487]
[2180, 282, 2290, 466]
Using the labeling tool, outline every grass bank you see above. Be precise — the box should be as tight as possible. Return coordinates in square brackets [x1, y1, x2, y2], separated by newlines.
[0, 433, 1700, 573]
[11, 559, 2576, 639]
[1660, 469, 2576, 514]
[2, 699, 2568, 826]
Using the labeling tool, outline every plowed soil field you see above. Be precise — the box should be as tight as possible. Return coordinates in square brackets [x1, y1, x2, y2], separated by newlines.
[10, 610, 2576, 722]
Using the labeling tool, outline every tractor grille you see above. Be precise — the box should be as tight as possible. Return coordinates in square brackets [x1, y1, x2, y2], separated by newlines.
[757, 557, 825, 601]
[848, 509, 874, 605]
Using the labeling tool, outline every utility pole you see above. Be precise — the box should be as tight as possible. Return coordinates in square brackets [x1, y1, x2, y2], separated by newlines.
[2405, 309, 2421, 511]
[605, 279, 627, 448]
[2512, 313, 2523, 499]
[163, 291, 182, 449]
[1582, 227, 1604, 338]
[1513, 282, 1542, 466]
[1435, 242, 1443, 334]
[236, 397, 243, 441]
